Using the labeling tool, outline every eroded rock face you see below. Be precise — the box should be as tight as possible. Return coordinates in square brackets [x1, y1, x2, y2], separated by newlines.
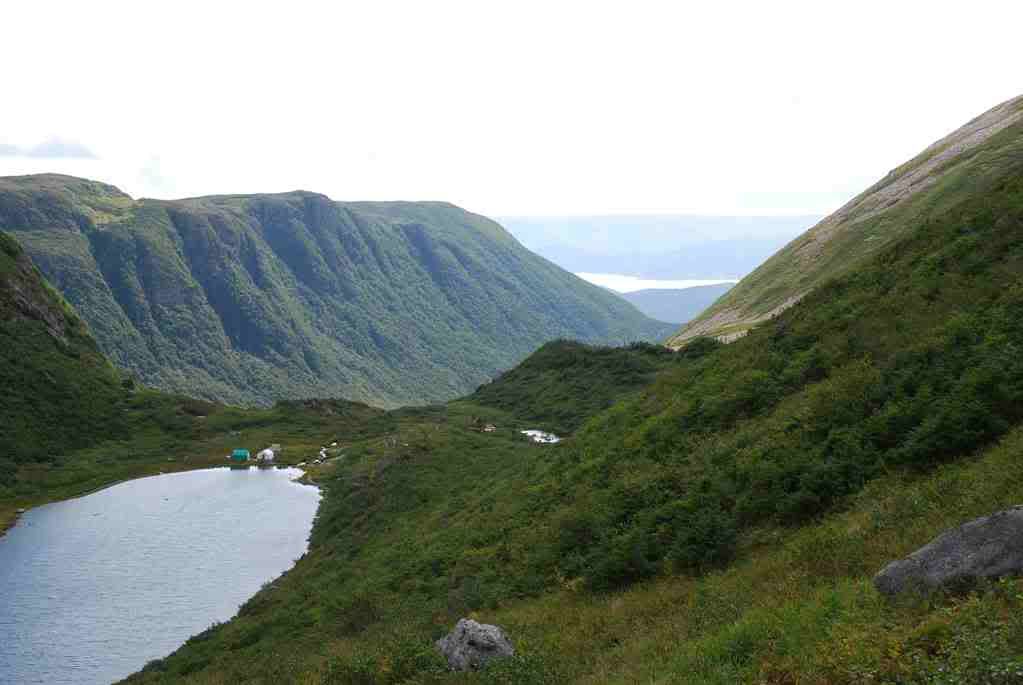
[874, 506, 1023, 596]
[435, 618, 514, 671]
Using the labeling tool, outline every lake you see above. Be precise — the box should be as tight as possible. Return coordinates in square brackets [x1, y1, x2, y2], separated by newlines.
[0, 467, 320, 685]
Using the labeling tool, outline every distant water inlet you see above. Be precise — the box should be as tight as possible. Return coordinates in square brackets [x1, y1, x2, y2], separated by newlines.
[0, 467, 320, 685]
[522, 429, 561, 444]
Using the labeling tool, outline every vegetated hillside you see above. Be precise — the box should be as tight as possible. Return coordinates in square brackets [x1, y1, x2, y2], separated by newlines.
[621, 283, 733, 324]
[0, 229, 126, 467]
[670, 92, 1023, 345]
[467, 339, 682, 435]
[0, 229, 390, 531]
[120, 109, 1023, 683]
[0, 175, 673, 408]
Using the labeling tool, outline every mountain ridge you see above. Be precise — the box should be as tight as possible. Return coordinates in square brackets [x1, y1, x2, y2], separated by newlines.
[669, 93, 1023, 346]
[0, 175, 673, 407]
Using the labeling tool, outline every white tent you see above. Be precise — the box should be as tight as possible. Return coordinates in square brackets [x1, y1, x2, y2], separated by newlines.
[256, 448, 275, 462]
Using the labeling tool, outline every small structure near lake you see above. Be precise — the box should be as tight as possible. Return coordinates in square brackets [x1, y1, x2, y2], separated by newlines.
[254, 444, 282, 465]
[230, 449, 250, 463]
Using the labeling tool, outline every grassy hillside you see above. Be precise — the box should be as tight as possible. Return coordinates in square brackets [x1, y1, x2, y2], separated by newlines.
[620, 284, 733, 324]
[0, 175, 673, 408]
[669, 93, 1023, 345]
[115, 102, 1023, 684]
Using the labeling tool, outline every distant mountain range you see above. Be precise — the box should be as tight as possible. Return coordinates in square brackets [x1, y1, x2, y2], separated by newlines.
[500, 215, 819, 279]
[620, 284, 733, 324]
[0, 175, 673, 408]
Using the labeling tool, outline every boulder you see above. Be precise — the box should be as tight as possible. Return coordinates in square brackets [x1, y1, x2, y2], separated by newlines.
[435, 618, 514, 671]
[874, 506, 1023, 596]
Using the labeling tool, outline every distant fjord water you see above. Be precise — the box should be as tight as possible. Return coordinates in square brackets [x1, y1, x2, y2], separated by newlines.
[573, 273, 738, 293]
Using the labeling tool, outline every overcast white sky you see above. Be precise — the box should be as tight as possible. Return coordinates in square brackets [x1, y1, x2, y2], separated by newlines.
[1, 1, 1020, 217]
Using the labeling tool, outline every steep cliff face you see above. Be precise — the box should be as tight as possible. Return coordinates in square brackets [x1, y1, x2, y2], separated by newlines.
[0, 230, 127, 463]
[669, 93, 1023, 346]
[1, 176, 673, 407]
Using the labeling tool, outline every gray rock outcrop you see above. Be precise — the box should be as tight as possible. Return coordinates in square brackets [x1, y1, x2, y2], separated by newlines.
[435, 618, 514, 671]
[874, 506, 1023, 596]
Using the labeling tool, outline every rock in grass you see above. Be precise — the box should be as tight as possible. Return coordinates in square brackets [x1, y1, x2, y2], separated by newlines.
[435, 618, 514, 671]
[874, 506, 1023, 596]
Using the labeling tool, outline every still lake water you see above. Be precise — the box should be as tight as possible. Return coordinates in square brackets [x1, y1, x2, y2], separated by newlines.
[0, 467, 320, 685]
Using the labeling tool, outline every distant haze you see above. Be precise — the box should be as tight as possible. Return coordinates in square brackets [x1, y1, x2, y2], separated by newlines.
[501, 215, 818, 281]
[577, 274, 737, 294]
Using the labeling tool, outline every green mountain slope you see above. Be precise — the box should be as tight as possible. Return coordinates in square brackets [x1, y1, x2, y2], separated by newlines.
[0, 175, 673, 408]
[0, 228, 391, 533]
[0, 229, 127, 465]
[119, 101, 1023, 683]
[669, 93, 1023, 345]
[621, 283, 733, 324]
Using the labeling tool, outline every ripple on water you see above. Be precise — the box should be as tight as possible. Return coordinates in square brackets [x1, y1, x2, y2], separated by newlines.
[0, 467, 320, 685]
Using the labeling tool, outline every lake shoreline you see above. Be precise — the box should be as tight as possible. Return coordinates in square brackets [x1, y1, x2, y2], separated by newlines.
[0, 457, 315, 541]
[0, 461, 215, 541]
[0, 509, 21, 538]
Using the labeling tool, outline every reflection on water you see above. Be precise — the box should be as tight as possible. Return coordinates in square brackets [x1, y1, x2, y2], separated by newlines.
[0, 467, 320, 685]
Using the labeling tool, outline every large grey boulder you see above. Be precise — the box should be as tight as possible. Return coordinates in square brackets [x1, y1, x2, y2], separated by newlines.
[435, 618, 514, 671]
[874, 506, 1023, 596]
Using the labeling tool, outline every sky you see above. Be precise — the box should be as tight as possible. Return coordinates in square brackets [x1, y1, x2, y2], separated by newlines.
[1, 0, 1020, 218]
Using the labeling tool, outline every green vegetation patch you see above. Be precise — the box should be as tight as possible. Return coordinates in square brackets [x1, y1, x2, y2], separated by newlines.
[466, 340, 688, 435]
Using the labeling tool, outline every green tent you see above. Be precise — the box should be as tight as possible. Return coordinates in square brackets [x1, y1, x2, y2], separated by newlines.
[231, 449, 250, 462]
